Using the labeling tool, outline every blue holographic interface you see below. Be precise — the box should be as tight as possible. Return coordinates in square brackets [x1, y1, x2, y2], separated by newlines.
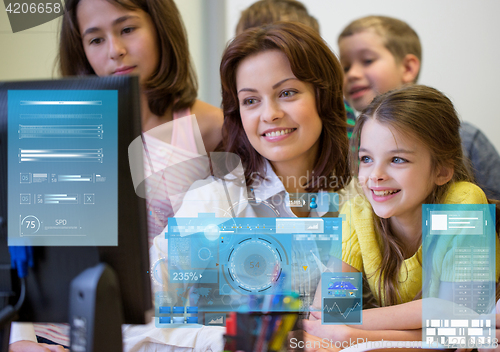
[8, 90, 118, 246]
[153, 215, 342, 327]
[422, 204, 496, 349]
[321, 272, 362, 324]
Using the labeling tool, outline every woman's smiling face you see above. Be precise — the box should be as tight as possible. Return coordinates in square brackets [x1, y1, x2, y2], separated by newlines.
[236, 49, 322, 172]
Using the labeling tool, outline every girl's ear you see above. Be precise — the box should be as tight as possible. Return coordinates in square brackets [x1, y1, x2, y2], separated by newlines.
[435, 165, 454, 186]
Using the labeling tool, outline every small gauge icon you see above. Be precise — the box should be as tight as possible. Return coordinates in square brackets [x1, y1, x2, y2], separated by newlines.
[21, 215, 41, 235]
[151, 257, 168, 287]
[227, 238, 281, 292]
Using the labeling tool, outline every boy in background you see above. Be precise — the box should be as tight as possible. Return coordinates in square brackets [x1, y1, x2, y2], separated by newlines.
[339, 15, 500, 200]
[236, 0, 357, 138]
[236, 0, 319, 35]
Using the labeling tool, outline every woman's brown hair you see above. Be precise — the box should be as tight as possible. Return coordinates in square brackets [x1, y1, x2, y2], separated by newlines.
[350, 85, 475, 306]
[58, 0, 198, 116]
[219, 22, 349, 193]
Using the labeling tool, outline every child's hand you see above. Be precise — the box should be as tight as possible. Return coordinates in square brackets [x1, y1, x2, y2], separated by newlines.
[302, 310, 353, 341]
[309, 308, 321, 321]
[9, 341, 68, 352]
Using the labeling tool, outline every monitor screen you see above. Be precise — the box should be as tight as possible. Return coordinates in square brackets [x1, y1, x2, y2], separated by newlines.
[8, 88, 118, 246]
[0, 76, 151, 323]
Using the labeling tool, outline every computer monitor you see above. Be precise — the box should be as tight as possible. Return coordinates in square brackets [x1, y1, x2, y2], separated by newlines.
[0, 76, 151, 328]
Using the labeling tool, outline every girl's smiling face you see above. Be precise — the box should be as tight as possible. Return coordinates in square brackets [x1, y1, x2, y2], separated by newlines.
[358, 118, 441, 224]
[236, 50, 322, 173]
[77, 0, 159, 84]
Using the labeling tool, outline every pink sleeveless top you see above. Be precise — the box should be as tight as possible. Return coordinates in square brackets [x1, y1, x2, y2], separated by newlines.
[143, 108, 210, 247]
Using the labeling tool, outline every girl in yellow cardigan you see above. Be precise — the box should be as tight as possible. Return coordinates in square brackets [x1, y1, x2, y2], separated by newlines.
[303, 85, 500, 350]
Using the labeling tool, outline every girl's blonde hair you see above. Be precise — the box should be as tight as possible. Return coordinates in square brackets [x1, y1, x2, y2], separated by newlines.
[350, 85, 472, 306]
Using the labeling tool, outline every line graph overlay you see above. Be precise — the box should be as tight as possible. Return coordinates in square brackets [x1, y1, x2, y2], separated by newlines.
[322, 298, 361, 324]
[323, 300, 361, 318]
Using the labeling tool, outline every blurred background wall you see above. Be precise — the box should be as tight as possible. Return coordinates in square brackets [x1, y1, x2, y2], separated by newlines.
[1, 0, 499, 153]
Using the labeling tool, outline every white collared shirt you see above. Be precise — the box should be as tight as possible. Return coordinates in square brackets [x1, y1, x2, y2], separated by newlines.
[157, 159, 329, 222]
[143, 160, 338, 351]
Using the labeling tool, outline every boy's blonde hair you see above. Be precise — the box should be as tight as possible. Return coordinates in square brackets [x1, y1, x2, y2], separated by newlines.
[339, 15, 422, 81]
[236, 0, 319, 35]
